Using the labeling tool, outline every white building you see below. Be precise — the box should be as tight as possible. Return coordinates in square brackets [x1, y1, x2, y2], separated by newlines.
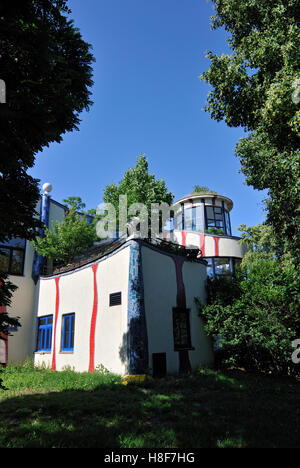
[0, 187, 245, 376]
[34, 237, 212, 376]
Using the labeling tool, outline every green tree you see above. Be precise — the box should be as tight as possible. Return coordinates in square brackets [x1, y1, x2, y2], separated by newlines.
[33, 204, 98, 265]
[0, 0, 94, 244]
[201, 0, 300, 261]
[62, 197, 87, 213]
[197, 224, 300, 375]
[192, 185, 217, 195]
[102, 153, 174, 237]
[0, 274, 18, 309]
[0, 312, 21, 341]
[62, 196, 98, 219]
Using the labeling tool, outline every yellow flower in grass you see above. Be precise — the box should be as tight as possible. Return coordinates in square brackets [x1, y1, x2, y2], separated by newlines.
[121, 374, 154, 385]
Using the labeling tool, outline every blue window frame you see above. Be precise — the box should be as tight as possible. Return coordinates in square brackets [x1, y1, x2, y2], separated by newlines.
[37, 316, 53, 352]
[61, 313, 75, 351]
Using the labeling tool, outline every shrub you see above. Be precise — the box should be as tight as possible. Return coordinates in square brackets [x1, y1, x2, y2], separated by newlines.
[197, 256, 300, 376]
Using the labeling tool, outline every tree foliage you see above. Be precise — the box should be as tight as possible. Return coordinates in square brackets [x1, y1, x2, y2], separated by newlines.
[0, 274, 20, 345]
[32, 202, 98, 265]
[198, 224, 300, 375]
[62, 197, 87, 213]
[0, 312, 21, 340]
[201, 0, 300, 260]
[191, 185, 218, 195]
[0, 274, 18, 309]
[0, 0, 94, 244]
[102, 153, 174, 235]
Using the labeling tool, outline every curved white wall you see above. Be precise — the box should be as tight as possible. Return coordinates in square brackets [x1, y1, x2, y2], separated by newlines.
[142, 245, 213, 374]
[34, 245, 131, 374]
[34, 241, 212, 376]
[171, 230, 246, 259]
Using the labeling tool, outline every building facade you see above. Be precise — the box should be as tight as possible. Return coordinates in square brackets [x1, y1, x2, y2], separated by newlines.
[1, 188, 245, 375]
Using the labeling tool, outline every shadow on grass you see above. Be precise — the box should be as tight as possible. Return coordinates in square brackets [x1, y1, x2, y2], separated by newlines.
[0, 369, 300, 448]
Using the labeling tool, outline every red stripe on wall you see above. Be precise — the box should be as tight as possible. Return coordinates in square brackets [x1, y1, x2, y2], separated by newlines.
[181, 231, 187, 247]
[199, 234, 205, 257]
[89, 264, 99, 372]
[213, 236, 220, 256]
[51, 277, 60, 371]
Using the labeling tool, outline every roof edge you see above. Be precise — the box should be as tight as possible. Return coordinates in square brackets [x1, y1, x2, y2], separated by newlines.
[173, 193, 234, 210]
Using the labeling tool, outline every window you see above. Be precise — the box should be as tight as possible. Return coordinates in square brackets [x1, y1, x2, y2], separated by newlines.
[109, 292, 122, 306]
[224, 210, 232, 236]
[175, 212, 182, 230]
[205, 206, 224, 230]
[61, 313, 75, 351]
[179, 206, 198, 232]
[214, 257, 231, 277]
[184, 207, 193, 230]
[0, 238, 26, 275]
[195, 205, 204, 232]
[206, 257, 240, 277]
[37, 316, 53, 352]
[206, 258, 214, 278]
[173, 308, 192, 350]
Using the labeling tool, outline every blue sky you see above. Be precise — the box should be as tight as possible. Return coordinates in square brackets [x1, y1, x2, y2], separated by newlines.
[28, 0, 267, 236]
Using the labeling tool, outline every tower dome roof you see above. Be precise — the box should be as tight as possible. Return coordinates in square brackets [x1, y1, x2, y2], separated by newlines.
[173, 192, 234, 211]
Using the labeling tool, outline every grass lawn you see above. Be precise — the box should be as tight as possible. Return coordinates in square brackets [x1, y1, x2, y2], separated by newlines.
[0, 362, 299, 448]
